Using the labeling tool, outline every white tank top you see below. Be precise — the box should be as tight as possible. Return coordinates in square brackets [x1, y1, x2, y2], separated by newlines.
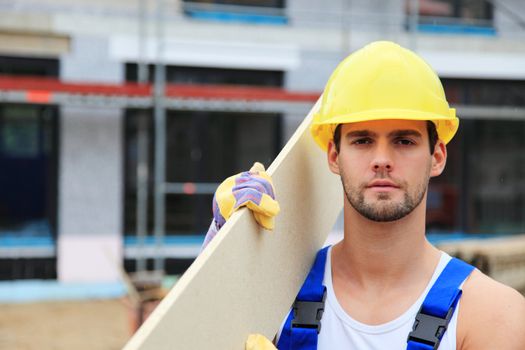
[276, 247, 461, 349]
[317, 247, 459, 350]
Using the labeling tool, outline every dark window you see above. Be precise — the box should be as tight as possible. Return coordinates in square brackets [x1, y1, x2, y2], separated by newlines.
[123, 258, 193, 276]
[123, 65, 283, 274]
[181, 0, 287, 25]
[405, 0, 494, 34]
[0, 56, 59, 280]
[0, 105, 59, 237]
[0, 56, 59, 77]
[427, 79, 525, 235]
[0, 105, 59, 280]
[444, 79, 525, 107]
[0, 258, 57, 280]
[183, 0, 285, 8]
[126, 64, 284, 87]
[123, 109, 281, 237]
[462, 120, 525, 234]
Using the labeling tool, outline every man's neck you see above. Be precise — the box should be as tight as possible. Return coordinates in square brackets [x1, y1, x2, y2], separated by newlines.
[333, 199, 440, 291]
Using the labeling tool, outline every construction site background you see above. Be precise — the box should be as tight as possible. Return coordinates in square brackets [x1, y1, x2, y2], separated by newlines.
[0, 0, 525, 349]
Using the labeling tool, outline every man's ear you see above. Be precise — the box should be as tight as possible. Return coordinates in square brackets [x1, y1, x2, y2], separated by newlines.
[327, 140, 340, 175]
[430, 140, 447, 177]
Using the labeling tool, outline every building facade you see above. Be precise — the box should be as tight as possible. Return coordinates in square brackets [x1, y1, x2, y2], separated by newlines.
[0, 0, 524, 284]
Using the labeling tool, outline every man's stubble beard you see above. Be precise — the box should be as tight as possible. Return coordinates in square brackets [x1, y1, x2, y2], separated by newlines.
[340, 168, 430, 222]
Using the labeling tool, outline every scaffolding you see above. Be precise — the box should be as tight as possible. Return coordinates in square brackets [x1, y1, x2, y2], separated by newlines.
[0, 73, 319, 273]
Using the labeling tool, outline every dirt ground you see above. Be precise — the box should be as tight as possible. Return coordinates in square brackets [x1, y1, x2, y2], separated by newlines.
[0, 298, 133, 350]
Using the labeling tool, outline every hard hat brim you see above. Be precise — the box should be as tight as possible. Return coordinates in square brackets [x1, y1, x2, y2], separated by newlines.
[311, 108, 459, 151]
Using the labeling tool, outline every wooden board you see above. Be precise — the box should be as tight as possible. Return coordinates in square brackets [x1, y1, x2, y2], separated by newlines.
[123, 100, 343, 350]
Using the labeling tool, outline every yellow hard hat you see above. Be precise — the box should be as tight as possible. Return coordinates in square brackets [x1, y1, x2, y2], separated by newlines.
[311, 41, 458, 151]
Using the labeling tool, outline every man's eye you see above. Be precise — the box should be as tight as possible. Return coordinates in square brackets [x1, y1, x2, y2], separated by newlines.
[395, 138, 415, 145]
[352, 138, 372, 145]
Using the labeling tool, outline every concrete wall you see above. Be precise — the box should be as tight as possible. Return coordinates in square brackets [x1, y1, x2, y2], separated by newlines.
[58, 35, 124, 283]
[494, 0, 525, 37]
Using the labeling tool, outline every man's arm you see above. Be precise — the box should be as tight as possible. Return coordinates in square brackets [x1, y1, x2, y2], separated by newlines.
[458, 270, 525, 349]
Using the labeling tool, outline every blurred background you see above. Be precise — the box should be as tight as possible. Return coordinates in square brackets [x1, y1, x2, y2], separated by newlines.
[0, 0, 524, 348]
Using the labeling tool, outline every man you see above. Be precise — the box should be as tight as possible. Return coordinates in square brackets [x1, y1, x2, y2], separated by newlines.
[203, 41, 525, 349]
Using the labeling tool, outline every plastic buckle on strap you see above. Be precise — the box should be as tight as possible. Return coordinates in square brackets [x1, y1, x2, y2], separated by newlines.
[407, 306, 454, 350]
[291, 290, 327, 334]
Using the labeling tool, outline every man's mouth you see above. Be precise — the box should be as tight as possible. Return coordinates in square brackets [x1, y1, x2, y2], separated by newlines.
[366, 180, 400, 191]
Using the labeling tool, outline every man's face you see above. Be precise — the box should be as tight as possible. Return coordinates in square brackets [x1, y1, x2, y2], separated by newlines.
[327, 119, 446, 222]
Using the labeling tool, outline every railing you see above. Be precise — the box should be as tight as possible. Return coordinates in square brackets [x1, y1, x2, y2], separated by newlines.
[438, 235, 525, 292]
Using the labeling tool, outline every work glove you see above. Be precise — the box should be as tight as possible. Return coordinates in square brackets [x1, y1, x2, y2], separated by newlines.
[201, 162, 280, 250]
[246, 334, 277, 350]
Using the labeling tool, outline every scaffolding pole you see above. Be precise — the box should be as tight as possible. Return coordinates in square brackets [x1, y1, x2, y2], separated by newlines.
[153, 0, 166, 274]
[408, 0, 419, 51]
[136, 0, 149, 274]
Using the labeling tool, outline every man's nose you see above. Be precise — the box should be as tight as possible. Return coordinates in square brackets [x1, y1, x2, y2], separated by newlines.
[371, 143, 393, 172]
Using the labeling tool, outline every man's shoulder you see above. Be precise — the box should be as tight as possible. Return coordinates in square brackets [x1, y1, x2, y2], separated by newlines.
[457, 268, 525, 350]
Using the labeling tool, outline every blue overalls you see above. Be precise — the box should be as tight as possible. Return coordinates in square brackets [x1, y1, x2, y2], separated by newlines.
[277, 246, 474, 350]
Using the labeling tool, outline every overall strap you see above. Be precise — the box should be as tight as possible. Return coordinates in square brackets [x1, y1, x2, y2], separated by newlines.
[407, 257, 475, 350]
[277, 246, 330, 350]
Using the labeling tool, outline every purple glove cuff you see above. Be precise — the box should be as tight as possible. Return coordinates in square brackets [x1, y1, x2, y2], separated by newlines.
[212, 193, 226, 229]
[201, 219, 220, 252]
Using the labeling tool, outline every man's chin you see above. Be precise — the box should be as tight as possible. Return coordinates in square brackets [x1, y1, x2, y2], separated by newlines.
[365, 195, 400, 205]
[363, 210, 409, 223]
[358, 202, 411, 222]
